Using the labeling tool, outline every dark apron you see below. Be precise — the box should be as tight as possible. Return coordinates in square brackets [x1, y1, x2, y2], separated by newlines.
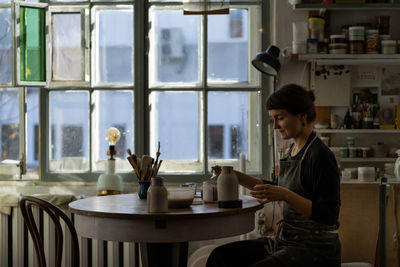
[266, 136, 341, 267]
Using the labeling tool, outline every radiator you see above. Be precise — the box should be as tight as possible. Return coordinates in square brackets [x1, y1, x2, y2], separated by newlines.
[0, 206, 140, 267]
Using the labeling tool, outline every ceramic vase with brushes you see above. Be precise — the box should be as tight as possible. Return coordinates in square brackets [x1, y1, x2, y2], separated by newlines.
[127, 142, 163, 199]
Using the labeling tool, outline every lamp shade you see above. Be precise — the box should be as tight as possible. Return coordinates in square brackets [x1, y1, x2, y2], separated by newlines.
[183, 0, 229, 15]
[251, 45, 280, 76]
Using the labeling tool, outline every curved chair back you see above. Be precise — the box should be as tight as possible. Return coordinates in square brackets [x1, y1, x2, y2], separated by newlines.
[20, 196, 80, 267]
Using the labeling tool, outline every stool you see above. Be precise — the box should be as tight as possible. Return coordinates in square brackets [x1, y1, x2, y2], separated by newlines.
[188, 245, 217, 267]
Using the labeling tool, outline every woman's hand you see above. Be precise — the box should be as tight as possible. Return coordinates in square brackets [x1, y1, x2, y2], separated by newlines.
[211, 165, 222, 178]
[250, 184, 290, 204]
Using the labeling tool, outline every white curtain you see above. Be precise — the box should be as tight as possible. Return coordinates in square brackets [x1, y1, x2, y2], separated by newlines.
[183, 0, 230, 14]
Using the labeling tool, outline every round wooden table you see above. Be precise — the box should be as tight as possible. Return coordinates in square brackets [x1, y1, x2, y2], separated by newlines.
[69, 194, 263, 267]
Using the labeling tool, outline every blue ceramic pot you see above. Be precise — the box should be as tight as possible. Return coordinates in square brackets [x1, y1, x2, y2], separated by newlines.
[138, 181, 151, 199]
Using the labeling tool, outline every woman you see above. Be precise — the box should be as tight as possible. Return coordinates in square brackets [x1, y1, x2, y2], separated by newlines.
[207, 84, 341, 267]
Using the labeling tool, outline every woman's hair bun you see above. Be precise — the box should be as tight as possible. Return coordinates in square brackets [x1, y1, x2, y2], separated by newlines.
[308, 90, 316, 102]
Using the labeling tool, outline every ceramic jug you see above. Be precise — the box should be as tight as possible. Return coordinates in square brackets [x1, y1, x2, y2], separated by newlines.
[147, 176, 168, 213]
[217, 166, 239, 201]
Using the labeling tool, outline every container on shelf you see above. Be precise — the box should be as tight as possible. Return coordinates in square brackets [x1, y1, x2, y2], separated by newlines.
[376, 15, 390, 35]
[340, 147, 349, 158]
[361, 147, 371, 158]
[349, 26, 365, 41]
[379, 34, 391, 41]
[342, 169, 351, 179]
[381, 40, 397, 54]
[341, 25, 351, 41]
[344, 168, 358, 179]
[330, 34, 346, 44]
[319, 38, 329, 54]
[329, 48, 348, 54]
[349, 147, 358, 158]
[366, 29, 379, 54]
[307, 38, 319, 53]
[293, 41, 307, 54]
[346, 136, 355, 147]
[358, 167, 375, 182]
[329, 43, 348, 54]
[292, 21, 308, 43]
[371, 144, 388, 157]
[356, 147, 363, 158]
[349, 41, 364, 54]
[384, 163, 395, 177]
[308, 16, 325, 41]
[342, 170, 351, 179]
[362, 117, 374, 129]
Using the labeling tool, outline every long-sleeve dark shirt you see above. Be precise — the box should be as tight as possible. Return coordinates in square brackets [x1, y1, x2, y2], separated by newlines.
[263, 132, 341, 227]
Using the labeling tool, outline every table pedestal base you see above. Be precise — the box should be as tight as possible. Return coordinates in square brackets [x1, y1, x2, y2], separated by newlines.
[140, 242, 188, 267]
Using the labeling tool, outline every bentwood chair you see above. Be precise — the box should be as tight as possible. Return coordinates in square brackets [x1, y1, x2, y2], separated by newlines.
[20, 196, 80, 267]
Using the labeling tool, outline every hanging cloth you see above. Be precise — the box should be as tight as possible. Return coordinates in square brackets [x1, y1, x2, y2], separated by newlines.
[183, 0, 230, 15]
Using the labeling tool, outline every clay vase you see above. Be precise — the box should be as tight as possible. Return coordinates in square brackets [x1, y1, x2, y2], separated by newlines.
[217, 166, 239, 202]
[146, 177, 168, 213]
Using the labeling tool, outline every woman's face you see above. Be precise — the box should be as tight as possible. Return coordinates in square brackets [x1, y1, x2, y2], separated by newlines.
[268, 109, 303, 140]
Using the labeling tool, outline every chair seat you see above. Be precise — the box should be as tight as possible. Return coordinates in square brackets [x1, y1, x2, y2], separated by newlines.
[341, 263, 374, 267]
[188, 245, 217, 267]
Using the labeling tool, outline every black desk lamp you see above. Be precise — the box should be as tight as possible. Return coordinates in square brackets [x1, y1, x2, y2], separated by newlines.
[251, 45, 280, 77]
[251, 45, 280, 181]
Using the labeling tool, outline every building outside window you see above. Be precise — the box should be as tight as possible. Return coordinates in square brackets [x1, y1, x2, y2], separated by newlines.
[0, 0, 270, 182]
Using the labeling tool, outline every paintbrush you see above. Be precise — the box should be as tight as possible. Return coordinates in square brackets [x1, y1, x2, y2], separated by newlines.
[141, 155, 154, 181]
[126, 149, 141, 180]
[153, 141, 161, 170]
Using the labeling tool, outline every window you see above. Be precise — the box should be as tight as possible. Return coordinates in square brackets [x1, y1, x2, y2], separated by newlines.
[1, 0, 269, 181]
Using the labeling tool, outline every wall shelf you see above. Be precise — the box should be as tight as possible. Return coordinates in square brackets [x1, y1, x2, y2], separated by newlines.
[298, 54, 400, 65]
[316, 129, 400, 133]
[293, 3, 400, 11]
[338, 157, 397, 163]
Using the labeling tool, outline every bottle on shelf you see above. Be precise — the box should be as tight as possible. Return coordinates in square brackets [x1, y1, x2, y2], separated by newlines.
[344, 109, 353, 129]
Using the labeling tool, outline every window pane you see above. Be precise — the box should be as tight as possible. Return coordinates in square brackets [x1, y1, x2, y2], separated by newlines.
[149, 91, 201, 173]
[207, 9, 249, 84]
[19, 7, 46, 82]
[49, 91, 89, 172]
[0, 88, 19, 162]
[26, 88, 39, 173]
[149, 8, 200, 87]
[0, 8, 12, 84]
[208, 91, 260, 171]
[52, 13, 82, 81]
[93, 90, 134, 172]
[94, 8, 133, 85]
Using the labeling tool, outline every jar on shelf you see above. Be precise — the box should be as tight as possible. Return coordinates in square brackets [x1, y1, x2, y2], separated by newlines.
[366, 29, 379, 54]
[349, 41, 364, 54]
[376, 15, 390, 35]
[340, 147, 348, 158]
[346, 136, 355, 147]
[381, 40, 397, 54]
[380, 34, 391, 41]
[330, 34, 346, 44]
[384, 163, 395, 176]
[361, 147, 371, 158]
[319, 38, 329, 54]
[349, 147, 358, 158]
[341, 25, 351, 41]
[308, 16, 325, 41]
[307, 38, 318, 54]
[329, 43, 348, 54]
[358, 167, 375, 182]
[349, 26, 365, 42]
